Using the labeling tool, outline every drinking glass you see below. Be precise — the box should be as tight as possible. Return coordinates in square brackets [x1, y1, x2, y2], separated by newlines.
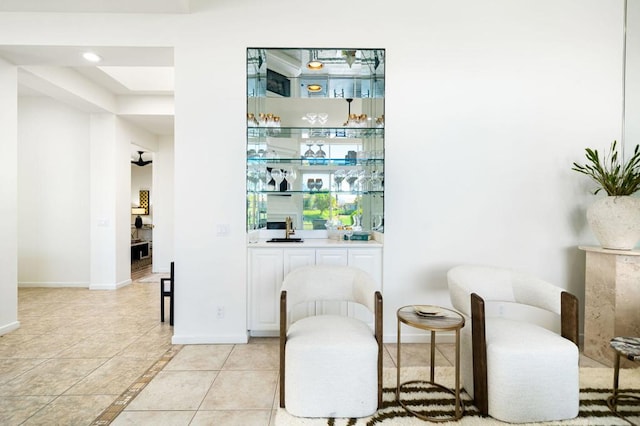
[370, 170, 383, 191]
[258, 167, 269, 190]
[270, 168, 284, 191]
[346, 170, 359, 192]
[246, 166, 258, 191]
[307, 178, 316, 192]
[372, 214, 383, 230]
[315, 178, 323, 191]
[305, 112, 317, 125]
[333, 169, 346, 191]
[304, 143, 315, 159]
[284, 168, 297, 190]
[318, 113, 328, 125]
[344, 227, 354, 241]
[357, 170, 371, 192]
[315, 142, 326, 165]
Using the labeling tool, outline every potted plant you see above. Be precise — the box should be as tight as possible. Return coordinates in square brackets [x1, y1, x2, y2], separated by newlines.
[572, 140, 640, 249]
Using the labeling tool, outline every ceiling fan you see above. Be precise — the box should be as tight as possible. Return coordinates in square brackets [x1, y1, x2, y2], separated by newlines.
[131, 151, 152, 166]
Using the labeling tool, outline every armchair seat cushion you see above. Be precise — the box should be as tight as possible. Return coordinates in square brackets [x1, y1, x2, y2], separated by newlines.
[285, 315, 378, 418]
[461, 317, 579, 423]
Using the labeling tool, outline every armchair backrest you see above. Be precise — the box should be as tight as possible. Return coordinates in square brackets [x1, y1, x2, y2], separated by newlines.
[448, 265, 564, 317]
[281, 265, 378, 313]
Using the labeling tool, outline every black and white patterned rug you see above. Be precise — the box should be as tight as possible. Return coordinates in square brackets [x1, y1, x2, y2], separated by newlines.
[276, 367, 640, 425]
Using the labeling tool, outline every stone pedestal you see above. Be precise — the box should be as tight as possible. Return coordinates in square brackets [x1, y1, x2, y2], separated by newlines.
[580, 246, 640, 367]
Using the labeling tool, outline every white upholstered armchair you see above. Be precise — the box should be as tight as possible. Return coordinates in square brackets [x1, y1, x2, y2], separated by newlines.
[447, 265, 579, 423]
[279, 265, 383, 418]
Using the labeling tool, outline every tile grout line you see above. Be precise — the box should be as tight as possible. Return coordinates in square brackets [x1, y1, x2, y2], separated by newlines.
[90, 344, 184, 425]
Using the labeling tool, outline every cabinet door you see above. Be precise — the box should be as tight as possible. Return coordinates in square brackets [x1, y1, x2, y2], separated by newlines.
[283, 248, 316, 274]
[315, 249, 349, 316]
[315, 249, 348, 266]
[283, 249, 316, 323]
[248, 249, 283, 333]
[348, 248, 383, 324]
[348, 248, 382, 288]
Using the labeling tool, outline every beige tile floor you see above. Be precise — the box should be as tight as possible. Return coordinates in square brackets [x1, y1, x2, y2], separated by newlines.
[0, 270, 607, 425]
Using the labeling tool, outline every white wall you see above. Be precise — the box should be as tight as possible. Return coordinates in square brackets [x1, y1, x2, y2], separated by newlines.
[172, 0, 623, 343]
[152, 135, 175, 273]
[0, 0, 627, 342]
[626, 0, 640, 150]
[18, 96, 90, 286]
[0, 57, 19, 334]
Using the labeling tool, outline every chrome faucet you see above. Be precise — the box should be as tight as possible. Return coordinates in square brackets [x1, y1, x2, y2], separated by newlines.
[285, 216, 295, 239]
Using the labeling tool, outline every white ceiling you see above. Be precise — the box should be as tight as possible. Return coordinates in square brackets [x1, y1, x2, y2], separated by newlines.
[0, 4, 181, 164]
[0, 45, 175, 138]
[0, 0, 190, 14]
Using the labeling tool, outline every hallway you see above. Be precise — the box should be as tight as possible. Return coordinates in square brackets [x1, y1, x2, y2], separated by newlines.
[0, 270, 173, 425]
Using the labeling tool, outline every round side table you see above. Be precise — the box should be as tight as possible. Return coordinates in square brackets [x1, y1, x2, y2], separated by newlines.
[607, 336, 640, 420]
[396, 305, 465, 422]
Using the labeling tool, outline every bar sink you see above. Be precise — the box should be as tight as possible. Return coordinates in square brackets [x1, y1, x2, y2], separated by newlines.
[267, 238, 304, 243]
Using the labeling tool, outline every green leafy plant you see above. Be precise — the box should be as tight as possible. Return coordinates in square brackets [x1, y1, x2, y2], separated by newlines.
[572, 141, 640, 195]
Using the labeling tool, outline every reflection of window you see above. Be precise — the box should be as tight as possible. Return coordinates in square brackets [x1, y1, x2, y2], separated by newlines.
[302, 172, 358, 230]
[266, 69, 290, 97]
[299, 143, 359, 160]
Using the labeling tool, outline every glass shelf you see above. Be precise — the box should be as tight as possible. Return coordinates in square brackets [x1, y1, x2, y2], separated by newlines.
[247, 190, 384, 195]
[247, 127, 384, 139]
[246, 158, 383, 166]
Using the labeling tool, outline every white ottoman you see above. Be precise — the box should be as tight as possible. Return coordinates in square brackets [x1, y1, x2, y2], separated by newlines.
[460, 317, 579, 423]
[284, 315, 378, 418]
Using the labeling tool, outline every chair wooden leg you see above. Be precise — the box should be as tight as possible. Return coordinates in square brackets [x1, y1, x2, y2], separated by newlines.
[169, 281, 174, 326]
[279, 291, 287, 408]
[160, 282, 165, 322]
[561, 291, 579, 346]
[375, 291, 383, 409]
[471, 293, 488, 416]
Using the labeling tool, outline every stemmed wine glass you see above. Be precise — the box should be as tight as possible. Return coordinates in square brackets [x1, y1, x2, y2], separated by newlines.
[304, 143, 315, 161]
[307, 178, 316, 192]
[372, 214, 383, 231]
[370, 170, 382, 191]
[246, 166, 259, 191]
[357, 170, 371, 192]
[284, 168, 297, 190]
[346, 170, 359, 192]
[344, 227, 354, 241]
[315, 142, 326, 165]
[315, 178, 323, 192]
[333, 169, 346, 191]
[305, 112, 317, 125]
[258, 167, 269, 191]
[270, 168, 284, 191]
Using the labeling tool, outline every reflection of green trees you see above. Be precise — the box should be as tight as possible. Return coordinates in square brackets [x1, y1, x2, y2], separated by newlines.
[303, 194, 335, 215]
[303, 194, 361, 229]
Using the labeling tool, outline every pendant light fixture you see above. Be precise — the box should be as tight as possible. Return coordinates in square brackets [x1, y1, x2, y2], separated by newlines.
[131, 151, 152, 166]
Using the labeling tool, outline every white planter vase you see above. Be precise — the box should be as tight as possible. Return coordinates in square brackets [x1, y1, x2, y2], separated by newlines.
[586, 196, 640, 250]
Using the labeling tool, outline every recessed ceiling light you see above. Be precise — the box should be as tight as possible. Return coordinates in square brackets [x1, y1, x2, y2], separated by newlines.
[307, 84, 322, 92]
[307, 60, 323, 70]
[307, 50, 324, 70]
[82, 52, 102, 63]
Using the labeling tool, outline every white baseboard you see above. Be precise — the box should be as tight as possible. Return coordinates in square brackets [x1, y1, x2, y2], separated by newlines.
[0, 321, 20, 336]
[19, 281, 88, 288]
[90, 279, 132, 290]
[172, 333, 249, 344]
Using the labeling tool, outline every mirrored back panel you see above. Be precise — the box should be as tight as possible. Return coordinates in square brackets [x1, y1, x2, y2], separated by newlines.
[247, 48, 385, 234]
